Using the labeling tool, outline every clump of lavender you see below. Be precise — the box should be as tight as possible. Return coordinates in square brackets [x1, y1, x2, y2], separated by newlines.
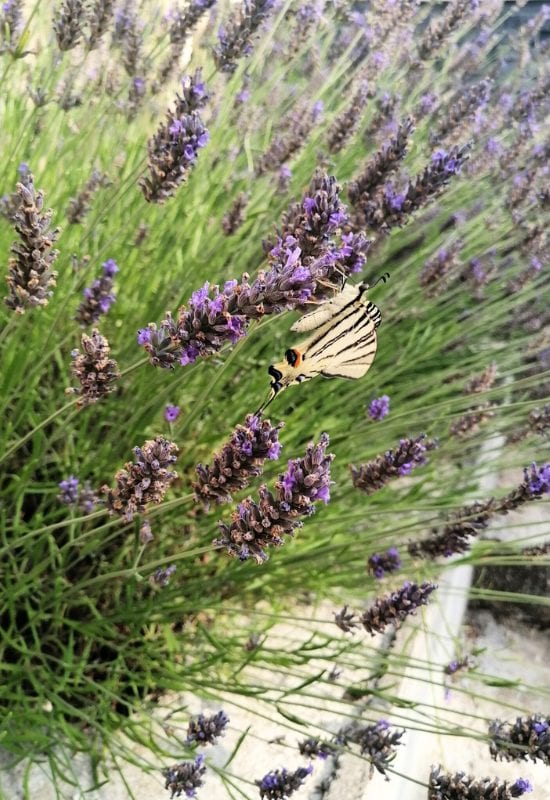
[102, 436, 178, 522]
[74, 258, 118, 326]
[140, 72, 209, 204]
[334, 604, 359, 633]
[361, 581, 438, 635]
[5, 177, 60, 314]
[58, 476, 97, 513]
[428, 764, 533, 800]
[1, 0, 23, 52]
[256, 765, 313, 799]
[420, 243, 462, 297]
[490, 715, 550, 765]
[67, 330, 120, 408]
[214, 433, 333, 564]
[408, 463, 550, 559]
[361, 145, 470, 234]
[186, 711, 229, 747]
[351, 435, 438, 495]
[194, 414, 283, 507]
[368, 395, 390, 421]
[368, 547, 401, 579]
[53, 0, 84, 51]
[163, 754, 206, 798]
[298, 737, 336, 760]
[327, 83, 369, 153]
[222, 192, 249, 236]
[66, 169, 109, 224]
[351, 720, 405, 778]
[86, 0, 114, 49]
[213, 0, 275, 74]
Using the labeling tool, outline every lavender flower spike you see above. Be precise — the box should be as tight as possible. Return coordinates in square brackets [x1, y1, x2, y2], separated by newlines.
[428, 764, 534, 800]
[351, 435, 438, 495]
[214, 433, 334, 563]
[75, 258, 118, 326]
[58, 476, 80, 505]
[186, 711, 229, 747]
[163, 754, 206, 798]
[368, 395, 390, 421]
[489, 715, 550, 764]
[361, 581, 438, 635]
[256, 765, 313, 799]
[67, 329, 120, 408]
[53, 0, 84, 51]
[368, 547, 401, 579]
[102, 436, 178, 521]
[213, 0, 275, 74]
[353, 720, 405, 778]
[194, 414, 283, 507]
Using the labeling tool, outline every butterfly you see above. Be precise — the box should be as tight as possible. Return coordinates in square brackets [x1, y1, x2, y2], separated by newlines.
[256, 273, 389, 414]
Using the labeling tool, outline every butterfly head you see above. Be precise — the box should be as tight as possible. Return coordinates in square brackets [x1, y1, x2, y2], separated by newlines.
[255, 350, 307, 415]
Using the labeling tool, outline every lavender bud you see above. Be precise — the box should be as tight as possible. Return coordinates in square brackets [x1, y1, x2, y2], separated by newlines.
[102, 436, 178, 522]
[74, 258, 118, 326]
[429, 764, 534, 800]
[368, 394, 390, 421]
[256, 765, 313, 799]
[222, 192, 249, 236]
[367, 547, 401, 579]
[5, 177, 60, 314]
[186, 711, 229, 747]
[67, 330, 120, 408]
[214, 433, 333, 564]
[174, 69, 209, 116]
[361, 581, 438, 635]
[351, 435, 438, 495]
[334, 604, 359, 633]
[53, 0, 84, 51]
[58, 476, 80, 505]
[298, 737, 335, 760]
[351, 720, 405, 778]
[163, 754, 206, 798]
[87, 0, 114, 49]
[213, 0, 275, 74]
[194, 414, 283, 507]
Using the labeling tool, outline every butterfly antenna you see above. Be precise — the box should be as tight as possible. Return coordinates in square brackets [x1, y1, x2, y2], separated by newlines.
[254, 388, 276, 417]
[372, 272, 390, 287]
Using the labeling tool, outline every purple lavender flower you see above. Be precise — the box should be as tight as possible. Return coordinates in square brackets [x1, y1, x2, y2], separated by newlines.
[213, 0, 275, 73]
[361, 581, 438, 635]
[524, 462, 550, 495]
[214, 433, 333, 563]
[429, 764, 534, 800]
[351, 720, 405, 778]
[186, 711, 229, 747]
[58, 476, 80, 505]
[75, 259, 118, 326]
[351, 435, 438, 495]
[194, 414, 283, 506]
[367, 547, 401, 578]
[368, 395, 390, 421]
[298, 737, 335, 760]
[512, 779, 533, 796]
[165, 404, 181, 423]
[489, 714, 550, 765]
[256, 765, 313, 799]
[163, 754, 206, 798]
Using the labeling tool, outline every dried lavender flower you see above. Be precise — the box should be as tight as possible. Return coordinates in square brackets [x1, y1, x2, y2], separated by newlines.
[327, 82, 369, 153]
[5, 177, 60, 313]
[66, 169, 109, 223]
[351, 435, 438, 495]
[67, 330, 120, 408]
[298, 737, 335, 760]
[368, 395, 390, 421]
[186, 711, 229, 747]
[214, 433, 333, 564]
[368, 547, 401, 579]
[53, 0, 84, 51]
[222, 192, 249, 235]
[334, 604, 359, 633]
[256, 765, 313, 799]
[164, 404, 181, 423]
[361, 581, 438, 635]
[163, 754, 206, 798]
[489, 715, 550, 765]
[449, 404, 494, 438]
[420, 244, 462, 297]
[194, 414, 283, 507]
[213, 0, 275, 74]
[352, 720, 405, 778]
[464, 363, 498, 394]
[429, 764, 534, 800]
[408, 463, 550, 559]
[74, 258, 118, 326]
[87, 0, 114, 49]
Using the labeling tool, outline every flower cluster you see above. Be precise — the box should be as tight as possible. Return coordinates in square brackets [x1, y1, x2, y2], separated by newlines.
[408, 463, 550, 559]
[169, 0, 216, 45]
[140, 72, 209, 203]
[214, 433, 333, 564]
[222, 192, 249, 236]
[87, 0, 114, 50]
[53, 0, 84, 51]
[66, 169, 109, 224]
[298, 737, 336, 760]
[350, 720, 405, 778]
[163, 754, 206, 798]
[351, 435, 438, 495]
[74, 258, 118, 326]
[213, 0, 275, 73]
[327, 82, 369, 153]
[428, 764, 533, 800]
[361, 581, 438, 635]
[102, 436, 178, 521]
[67, 329, 120, 408]
[489, 715, 550, 765]
[256, 765, 312, 800]
[5, 177, 60, 314]
[186, 711, 229, 747]
[334, 604, 359, 633]
[368, 394, 390, 421]
[194, 414, 283, 507]
[58, 476, 97, 513]
[417, 0, 473, 60]
[367, 547, 401, 579]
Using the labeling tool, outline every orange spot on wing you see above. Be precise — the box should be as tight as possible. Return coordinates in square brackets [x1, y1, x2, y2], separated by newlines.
[293, 349, 302, 366]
